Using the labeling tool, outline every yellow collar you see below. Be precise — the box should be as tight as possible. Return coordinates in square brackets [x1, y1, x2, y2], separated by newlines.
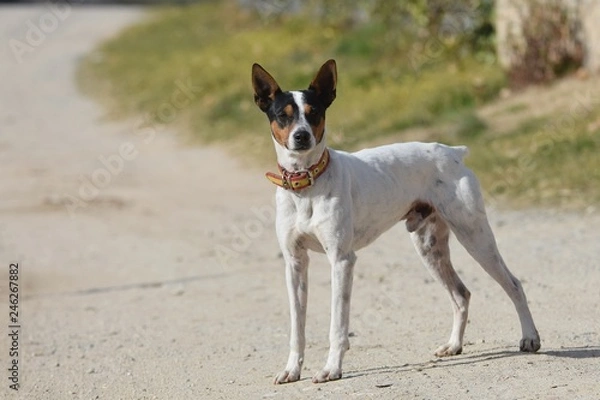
[266, 149, 330, 191]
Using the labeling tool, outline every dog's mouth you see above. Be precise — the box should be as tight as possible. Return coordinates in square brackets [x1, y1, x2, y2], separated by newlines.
[290, 142, 312, 152]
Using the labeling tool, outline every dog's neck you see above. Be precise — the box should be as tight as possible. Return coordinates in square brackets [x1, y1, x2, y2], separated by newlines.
[273, 135, 328, 172]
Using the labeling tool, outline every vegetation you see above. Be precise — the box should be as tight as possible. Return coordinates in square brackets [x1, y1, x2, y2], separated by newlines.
[464, 112, 600, 209]
[507, 0, 584, 87]
[78, 0, 600, 210]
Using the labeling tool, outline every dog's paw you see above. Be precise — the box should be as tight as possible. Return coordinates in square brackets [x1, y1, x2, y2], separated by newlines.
[434, 343, 463, 357]
[312, 367, 342, 383]
[274, 367, 301, 384]
[520, 335, 541, 353]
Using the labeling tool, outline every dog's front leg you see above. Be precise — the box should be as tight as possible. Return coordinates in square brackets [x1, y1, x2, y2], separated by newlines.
[274, 249, 309, 384]
[313, 251, 356, 383]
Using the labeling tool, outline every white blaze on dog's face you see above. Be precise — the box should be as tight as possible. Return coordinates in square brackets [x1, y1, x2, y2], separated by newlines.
[252, 60, 337, 152]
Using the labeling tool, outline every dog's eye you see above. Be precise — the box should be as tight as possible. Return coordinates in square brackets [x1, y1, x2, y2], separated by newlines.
[277, 112, 292, 121]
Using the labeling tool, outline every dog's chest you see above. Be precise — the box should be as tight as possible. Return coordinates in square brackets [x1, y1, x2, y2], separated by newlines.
[278, 194, 327, 251]
[292, 199, 316, 233]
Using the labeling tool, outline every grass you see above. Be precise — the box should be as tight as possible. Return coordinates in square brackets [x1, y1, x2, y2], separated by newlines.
[78, 0, 600, 210]
[461, 113, 600, 209]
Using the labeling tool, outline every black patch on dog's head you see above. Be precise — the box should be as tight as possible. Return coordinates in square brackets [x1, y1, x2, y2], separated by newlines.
[252, 60, 337, 148]
[258, 90, 330, 148]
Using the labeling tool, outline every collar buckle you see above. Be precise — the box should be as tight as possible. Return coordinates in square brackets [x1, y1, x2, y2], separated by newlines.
[306, 169, 315, 187]
[265, 149, 330, 191]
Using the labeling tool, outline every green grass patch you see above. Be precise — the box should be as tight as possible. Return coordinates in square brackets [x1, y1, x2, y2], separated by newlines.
[451, 111, 488, 140]
[459, 112, 600, 209]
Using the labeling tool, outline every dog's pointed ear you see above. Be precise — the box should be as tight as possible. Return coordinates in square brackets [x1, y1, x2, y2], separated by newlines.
[308, 59, 337, 109]
[252, 63, 281, 113]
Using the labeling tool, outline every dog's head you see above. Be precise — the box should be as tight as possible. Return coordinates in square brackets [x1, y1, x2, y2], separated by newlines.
[252, 59, 337, 153]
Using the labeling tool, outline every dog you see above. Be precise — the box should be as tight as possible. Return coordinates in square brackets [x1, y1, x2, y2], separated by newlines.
[251, 59, 541, 384]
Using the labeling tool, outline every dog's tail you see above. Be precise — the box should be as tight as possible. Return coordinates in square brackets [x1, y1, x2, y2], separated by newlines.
[451, 145, 470, 160]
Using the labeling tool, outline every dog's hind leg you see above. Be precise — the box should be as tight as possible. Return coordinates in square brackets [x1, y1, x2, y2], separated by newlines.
[441, 173, 540, 352]
[408, 209, 471, 357]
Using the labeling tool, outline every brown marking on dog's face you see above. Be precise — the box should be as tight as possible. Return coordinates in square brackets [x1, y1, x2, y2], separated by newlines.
[271, 120, 294, 147]
[284, 104, 294, 118]
[302, 103, 326, 144]
[311, 115, 326, 144]
[263, 92, 299, 148]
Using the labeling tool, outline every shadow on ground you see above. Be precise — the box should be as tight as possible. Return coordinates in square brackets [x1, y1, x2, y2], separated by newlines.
[343, 345, 600, 380]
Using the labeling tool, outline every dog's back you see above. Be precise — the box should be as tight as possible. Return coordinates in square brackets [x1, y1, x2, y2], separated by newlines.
[350, 142, 469, 184]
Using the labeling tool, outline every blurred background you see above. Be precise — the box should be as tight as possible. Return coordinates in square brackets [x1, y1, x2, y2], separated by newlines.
[6, 0, 600, 208]
[2, 3, 599, 398]
[73, 0, 600, 209]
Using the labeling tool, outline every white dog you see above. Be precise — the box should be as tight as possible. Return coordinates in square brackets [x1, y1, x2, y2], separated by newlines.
[252, 59, 540, 384]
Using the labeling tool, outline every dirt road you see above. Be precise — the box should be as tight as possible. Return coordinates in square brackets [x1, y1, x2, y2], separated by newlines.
[1, 6, 599, 399]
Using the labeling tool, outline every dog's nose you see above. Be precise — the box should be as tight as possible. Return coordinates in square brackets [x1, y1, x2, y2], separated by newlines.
[292, 130, 311, 147]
